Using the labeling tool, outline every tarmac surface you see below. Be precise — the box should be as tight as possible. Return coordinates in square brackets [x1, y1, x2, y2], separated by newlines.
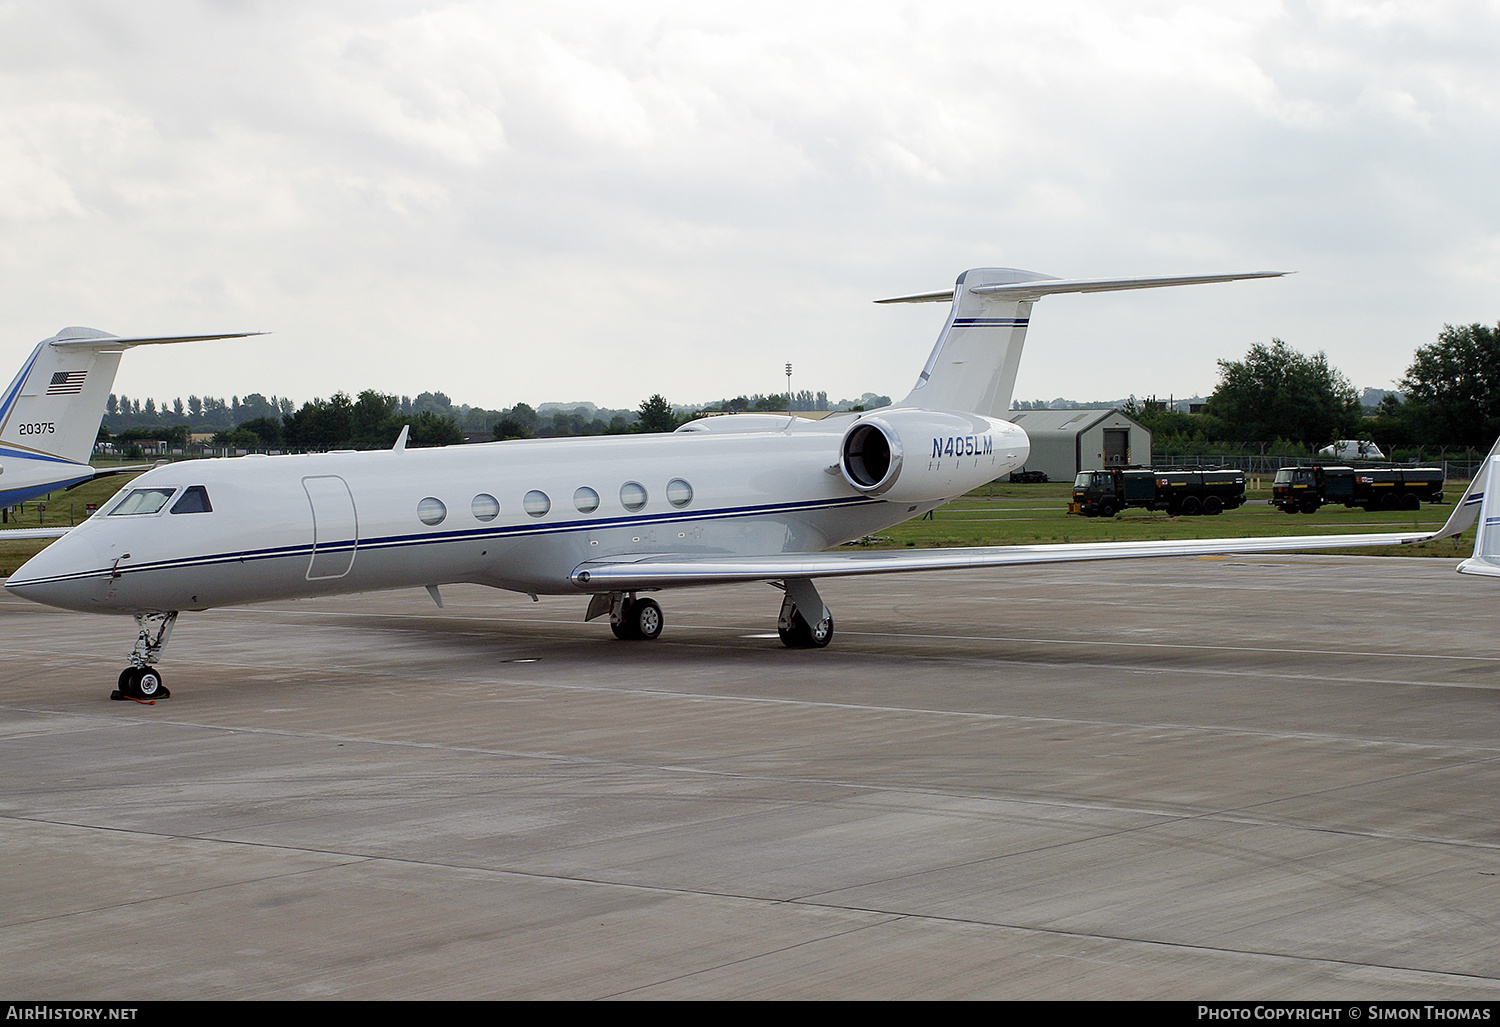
[2, 553, 1499, 1000]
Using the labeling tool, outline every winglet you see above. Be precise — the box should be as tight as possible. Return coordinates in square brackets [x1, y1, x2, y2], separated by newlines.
[1425, 433, 1500, 545]
[1457, 445, 1500, 577]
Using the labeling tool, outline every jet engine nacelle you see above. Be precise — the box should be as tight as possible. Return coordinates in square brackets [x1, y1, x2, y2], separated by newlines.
[838, 408, 1029, 503]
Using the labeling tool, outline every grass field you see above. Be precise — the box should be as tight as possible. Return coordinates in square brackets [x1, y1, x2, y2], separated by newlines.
[856, 480, 1471, 559]
[0, 475, 1474, 579]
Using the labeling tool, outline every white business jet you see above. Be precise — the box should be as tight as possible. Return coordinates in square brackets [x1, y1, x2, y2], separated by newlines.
[0, 327, 261, 514]
[5, 268, 1485, 701]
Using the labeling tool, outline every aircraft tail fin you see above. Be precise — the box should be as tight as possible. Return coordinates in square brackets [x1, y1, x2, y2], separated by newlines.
[0, 329, 263, 468]
[881, 269, 1287, 417]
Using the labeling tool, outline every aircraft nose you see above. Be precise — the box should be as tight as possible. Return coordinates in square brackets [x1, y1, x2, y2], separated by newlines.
[4, 530, 112, 612]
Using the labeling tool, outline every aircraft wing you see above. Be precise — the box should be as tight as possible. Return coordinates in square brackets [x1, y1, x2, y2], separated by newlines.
[573, 442, 1494, 591]
[0, 526, 73, 540]
[82, 464, 154, 482]
[571, 528, 1441, 591]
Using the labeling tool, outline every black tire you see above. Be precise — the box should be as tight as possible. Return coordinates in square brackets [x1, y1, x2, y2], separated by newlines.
[1097, 501, 1115, 518]
[1300, 498, 1320, 514]
[1380, 494, 1400, 511]
[1179, 495, 1202, 516]
[1401, 493, 1421, 511]
[778, 608, 834, 649]
[1202, 496, 1223, 515]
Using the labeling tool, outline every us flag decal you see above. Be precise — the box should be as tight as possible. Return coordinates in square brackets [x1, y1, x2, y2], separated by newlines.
[46, 370, 87, 394]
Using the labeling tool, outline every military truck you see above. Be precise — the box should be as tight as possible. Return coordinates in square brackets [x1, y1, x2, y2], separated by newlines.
[1271, 465, 1444, 514]
[1070, 467, 1247, 517]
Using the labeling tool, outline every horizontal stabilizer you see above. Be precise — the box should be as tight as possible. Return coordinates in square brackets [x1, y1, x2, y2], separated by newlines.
[49, 330, 267, 349]
[877, 271, 1288, 305]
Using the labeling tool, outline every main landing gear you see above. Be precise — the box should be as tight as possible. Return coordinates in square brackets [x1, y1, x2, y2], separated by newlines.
[777, 599, 834, 648]
[112, 611, 177, 701]
[610, 595, 664, 640]
[587, 580, 834, 649]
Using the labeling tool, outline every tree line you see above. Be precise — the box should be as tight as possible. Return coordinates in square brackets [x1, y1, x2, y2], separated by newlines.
[1119, 322, 1500, 458]
[102, 385, 895, 452]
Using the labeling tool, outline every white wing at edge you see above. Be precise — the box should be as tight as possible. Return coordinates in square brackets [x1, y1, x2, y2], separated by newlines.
[1458, 454, 1500, 578]
[0, 526, 73, 540]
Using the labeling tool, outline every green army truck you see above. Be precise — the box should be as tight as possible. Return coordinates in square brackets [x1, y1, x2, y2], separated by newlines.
[1271, 465, 1444, 514]
[1071, 467, 1247, 517]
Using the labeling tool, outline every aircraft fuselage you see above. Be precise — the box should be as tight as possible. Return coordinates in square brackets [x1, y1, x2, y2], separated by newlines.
[9, 415, 1028, 615]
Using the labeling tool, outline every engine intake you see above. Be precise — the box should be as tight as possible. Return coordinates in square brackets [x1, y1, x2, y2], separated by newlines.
[839, 419, 901, 495]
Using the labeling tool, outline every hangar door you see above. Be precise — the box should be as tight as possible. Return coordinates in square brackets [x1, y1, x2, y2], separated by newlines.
[1103, 428, 1129, 467]
[303, 475, 359, 580]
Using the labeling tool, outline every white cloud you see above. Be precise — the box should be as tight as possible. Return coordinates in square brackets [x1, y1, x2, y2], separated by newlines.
[0, 0, 1495, 411]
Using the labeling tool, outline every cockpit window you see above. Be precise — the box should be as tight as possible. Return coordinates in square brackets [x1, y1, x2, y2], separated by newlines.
[170, 486, 213, 514]
[108, 487, 177, 516]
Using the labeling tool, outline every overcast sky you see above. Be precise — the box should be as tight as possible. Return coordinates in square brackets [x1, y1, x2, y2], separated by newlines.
[3, 0, 1497, 413]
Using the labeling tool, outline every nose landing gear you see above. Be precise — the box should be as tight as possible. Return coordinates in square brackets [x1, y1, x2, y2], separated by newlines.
[111, 611, 177, 701]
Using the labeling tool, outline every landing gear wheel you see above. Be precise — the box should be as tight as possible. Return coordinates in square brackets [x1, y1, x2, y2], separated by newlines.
[778, 608, 834, 649]
[115, 667, 169, 700]
[610, 597, 663, 640]
[134, 668, 166, 699]
[632, 598, 663, 640]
